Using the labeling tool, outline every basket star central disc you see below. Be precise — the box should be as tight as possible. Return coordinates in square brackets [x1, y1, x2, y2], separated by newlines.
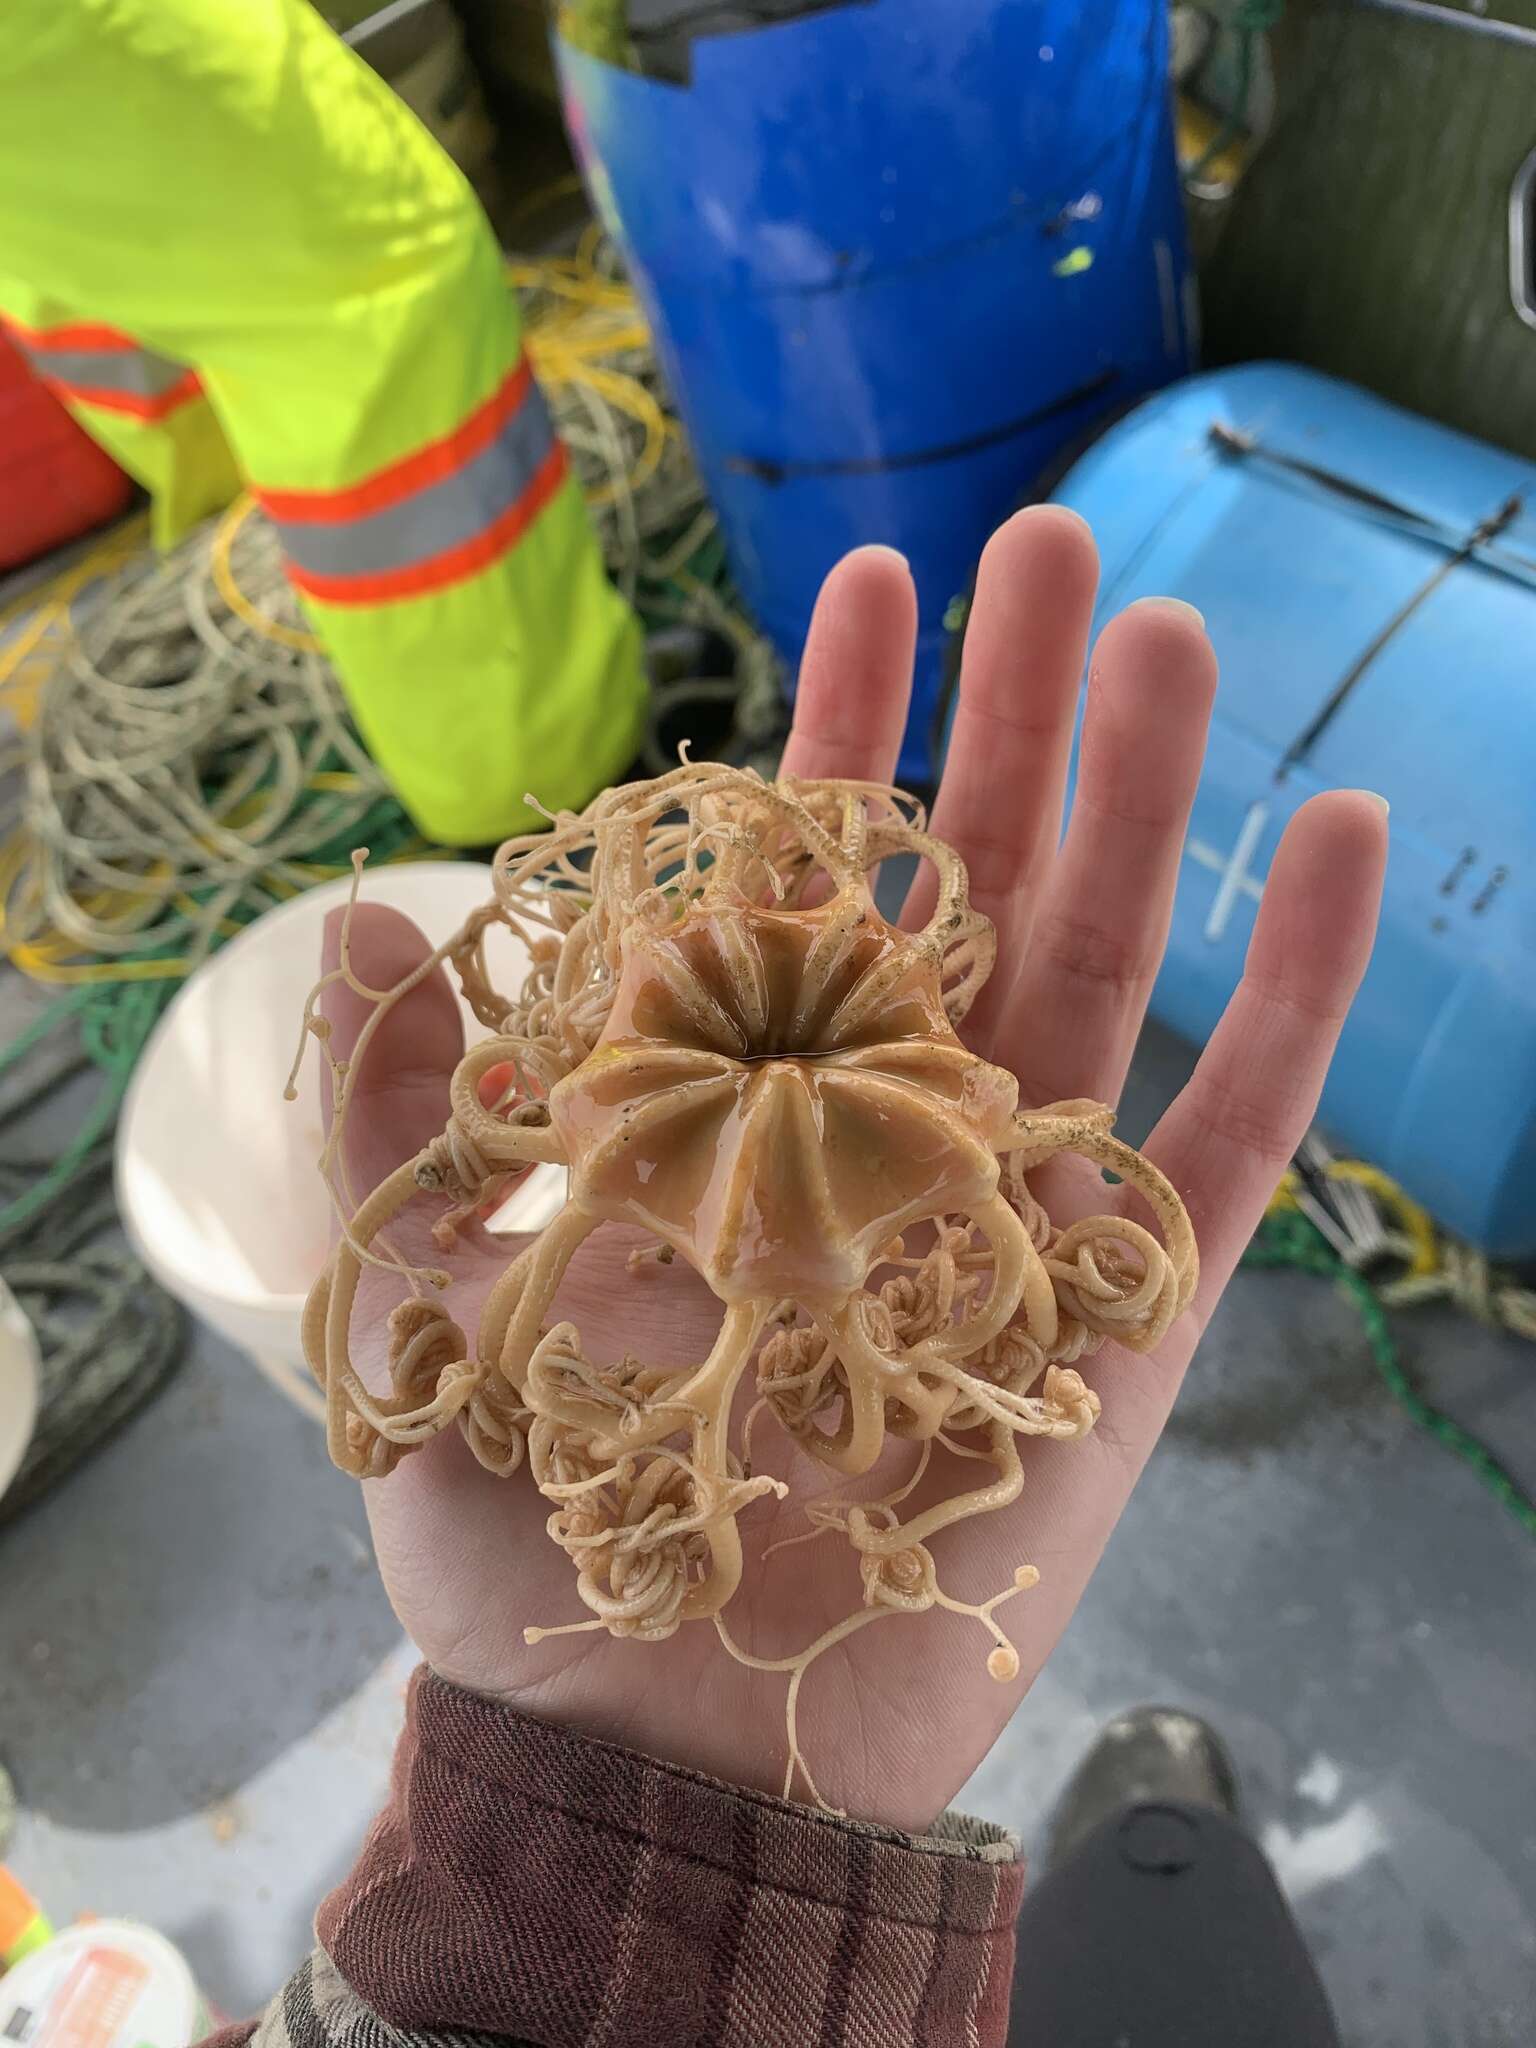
[549, 883, 1020, 1302]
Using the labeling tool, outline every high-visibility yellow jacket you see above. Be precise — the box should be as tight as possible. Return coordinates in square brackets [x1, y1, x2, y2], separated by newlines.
[0, 0, 644, 844]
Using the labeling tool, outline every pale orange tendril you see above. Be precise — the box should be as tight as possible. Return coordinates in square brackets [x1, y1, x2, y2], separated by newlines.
[295, 762, 1198, 1808]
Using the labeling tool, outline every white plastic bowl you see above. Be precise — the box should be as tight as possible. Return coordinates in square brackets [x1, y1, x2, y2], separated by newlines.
[116, 862, 564, 1408]
[0, 1274, 40, 1502]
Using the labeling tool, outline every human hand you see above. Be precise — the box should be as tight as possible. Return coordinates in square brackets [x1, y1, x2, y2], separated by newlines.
[319, 508, 1386, 1831]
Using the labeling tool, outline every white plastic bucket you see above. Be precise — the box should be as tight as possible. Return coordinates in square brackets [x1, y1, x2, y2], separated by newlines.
[116, 862, 563, 1404]
[0, 1273, 40, 1503]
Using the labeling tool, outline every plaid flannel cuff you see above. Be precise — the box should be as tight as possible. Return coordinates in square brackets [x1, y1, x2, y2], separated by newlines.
[306, 1666, 1022, 2048]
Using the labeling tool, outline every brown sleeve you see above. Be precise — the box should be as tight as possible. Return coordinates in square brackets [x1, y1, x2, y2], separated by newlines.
[253, 1666, 1023, 2048]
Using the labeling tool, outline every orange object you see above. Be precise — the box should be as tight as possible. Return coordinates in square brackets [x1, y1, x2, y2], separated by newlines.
[0, 1866, 53, 1969]
[0, 328, 132, 569]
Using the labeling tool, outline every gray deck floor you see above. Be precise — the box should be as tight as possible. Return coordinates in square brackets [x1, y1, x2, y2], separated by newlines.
[3, 1006, 1533, 2043]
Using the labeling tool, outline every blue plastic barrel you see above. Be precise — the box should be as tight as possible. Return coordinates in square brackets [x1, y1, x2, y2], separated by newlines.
[556, 1, 1191, 783]
[981, 362, 1536, 1253]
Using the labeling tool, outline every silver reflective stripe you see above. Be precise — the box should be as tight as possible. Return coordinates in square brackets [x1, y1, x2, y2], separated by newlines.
[271, 384, 558, 578]
[14, 340, 190, 396]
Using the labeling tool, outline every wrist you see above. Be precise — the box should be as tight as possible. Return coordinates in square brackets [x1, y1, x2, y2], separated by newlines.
[320, 1667, 1023, 2048]
[429, 1656, 953, 1834]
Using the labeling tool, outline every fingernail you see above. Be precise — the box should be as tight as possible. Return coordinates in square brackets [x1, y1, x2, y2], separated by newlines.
[1352, 789, 1390, 816]
[857, 543, 909, 569]
[1038, 501, 1093, 535]
[1132, 595, 1206, 629]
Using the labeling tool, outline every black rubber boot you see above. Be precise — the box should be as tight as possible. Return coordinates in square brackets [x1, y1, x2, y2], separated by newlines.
[1046, 1705, 1241, 1865]
[1008, 1708, 1341, 2047]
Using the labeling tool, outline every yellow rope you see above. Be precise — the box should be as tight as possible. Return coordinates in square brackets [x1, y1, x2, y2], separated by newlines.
[1, 504, 401, 982]
[508, 233, 682, 517]
[0, 513, 151, 728]
[1266, 1157, 1536, 1339]
[1268, 1160, 1439, 1278]
[209, 496, 324, 653]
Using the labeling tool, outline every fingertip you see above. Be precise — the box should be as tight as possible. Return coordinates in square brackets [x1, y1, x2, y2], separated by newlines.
[1126, 594, 1206, 632]
[783, 542, 919, 783]
[980, 502, 1100, 592]
[1040, 500, 1093, 537]
[1281, 787, 1391, 874]
[1342, 786, 1391, 824]
[1251, 788, 1389, 1002]
[1091, 595, 1218, 706]
[816, 540, 918, 624]
[845, 540, 912, 575]
[1014, 500, 1095, 545]
[1110, 596, 1208, 645]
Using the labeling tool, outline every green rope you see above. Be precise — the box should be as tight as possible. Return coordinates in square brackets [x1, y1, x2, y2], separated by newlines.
[0, 1131, 184, 1524]
[0, 982, 165, 1238]
[1243, 1209, 1536, 1540]
[0, 985, 187, 1519]
[0, 765, 426, 1243]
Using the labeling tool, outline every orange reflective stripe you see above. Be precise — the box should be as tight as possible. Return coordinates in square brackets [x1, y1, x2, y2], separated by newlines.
[255, 358, 536, 524]
[2, 315, 202, 420]
[256, 355, 568, 607]
[62, 368, 204, 421]
[2, 317, 141, 351]
[283, 439, 567, 606]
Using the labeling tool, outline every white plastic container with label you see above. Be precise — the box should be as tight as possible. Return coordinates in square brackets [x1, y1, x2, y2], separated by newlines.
[0, 1920, 212, 2048]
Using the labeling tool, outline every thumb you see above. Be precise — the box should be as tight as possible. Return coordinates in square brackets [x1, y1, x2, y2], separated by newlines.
[319, 901, 464, 1207]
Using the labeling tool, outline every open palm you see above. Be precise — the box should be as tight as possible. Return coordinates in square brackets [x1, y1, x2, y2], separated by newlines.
[321, 509, 1386, 1832]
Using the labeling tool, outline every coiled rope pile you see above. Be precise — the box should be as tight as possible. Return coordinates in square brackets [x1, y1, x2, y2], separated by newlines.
[2, 503, 405, 980]
[0, 504, 426, 1509]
